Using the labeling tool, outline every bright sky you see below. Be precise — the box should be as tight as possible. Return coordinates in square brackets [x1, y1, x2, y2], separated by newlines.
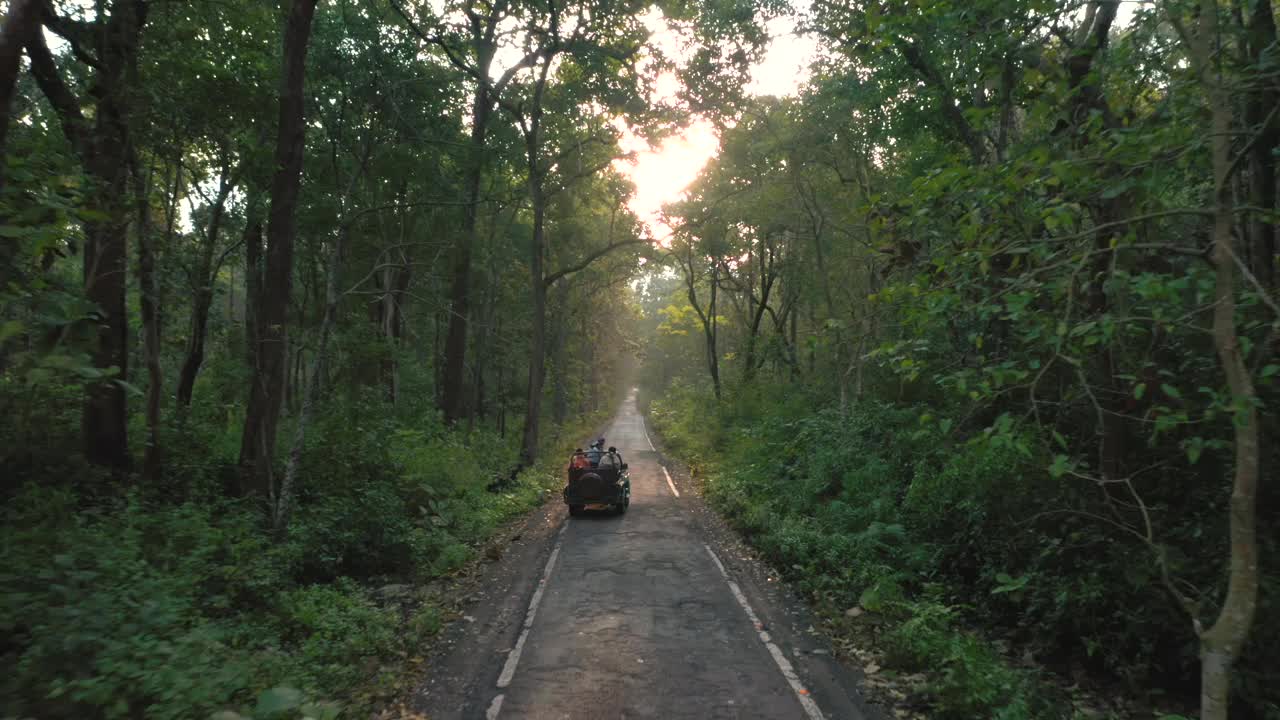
[615, 3, 1141, 241]
[616, 12, 819, 240]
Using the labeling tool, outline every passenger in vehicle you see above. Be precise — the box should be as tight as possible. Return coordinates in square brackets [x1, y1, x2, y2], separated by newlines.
[597, 448, 620, 470]
[585, 438, 605, 467]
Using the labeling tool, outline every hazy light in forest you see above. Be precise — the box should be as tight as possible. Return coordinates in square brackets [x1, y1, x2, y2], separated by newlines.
[617, 13, 818, 241]
[616, 3, 1141, 241]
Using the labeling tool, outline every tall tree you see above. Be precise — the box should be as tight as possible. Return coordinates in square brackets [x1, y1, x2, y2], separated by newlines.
[1164, 0, 1264, 714]
[176, 158, 239, 407]
[390, 0, 545, 424]
[239, 0, 320, 499]
[500, 0, 663, 463]
[25, 0, 149, 471]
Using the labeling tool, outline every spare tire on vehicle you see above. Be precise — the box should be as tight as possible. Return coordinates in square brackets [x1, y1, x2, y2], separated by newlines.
[574, 472, 606, 499]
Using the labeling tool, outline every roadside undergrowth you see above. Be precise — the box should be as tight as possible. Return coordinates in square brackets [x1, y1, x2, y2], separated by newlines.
[642, 381, 1250, 720]
[1, 385, 608, 720]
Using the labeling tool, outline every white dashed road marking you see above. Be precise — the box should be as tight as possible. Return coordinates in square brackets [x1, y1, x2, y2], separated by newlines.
[485, 694, 504, 719]
[703, 544, 827, 720]
[662, 466, 680, 498]
[489, 523, 568, 716]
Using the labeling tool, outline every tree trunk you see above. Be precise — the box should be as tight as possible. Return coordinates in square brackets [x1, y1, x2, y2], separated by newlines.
[1200, 100, 1262, 720]
[515, 54, 556, 465]
[133, 157, 162, 482]
[496, 314, 506, 438]
[1182, 3, 1262, 715]
[1244, 0, 1277, 292]
[0, 0, 40, 171]
[707, 262, 721, 400]
[442, 86, 492, 424]
[520, 180, 548, 464]
[26, 1, 149, 473]
[470, 277, 493, 430]
[176, 280, 212, 407]
[743, 247, 776, 384]
[788, 297, 799, 380]
[239, 0, 319, 499]
[433, 307, 443, 406]
[383, 262, 411, 404]
[551, 281, 570, 425]
[243, 205, 265, 370]
[276, 226, 343, 532]
[227, 262, 236, 324]
[1065, 0, 1128, 483]
[176, 176, 236, 407]
[81, 198, 132, 471]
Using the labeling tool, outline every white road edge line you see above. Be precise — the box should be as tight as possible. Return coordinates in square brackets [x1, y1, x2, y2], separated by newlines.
[494, 523, 567, 699]
[703, 544, 827, 720]
[662, 466, 680, 498]
[485, 694, 504, 720]
[641, 417, 656, 451]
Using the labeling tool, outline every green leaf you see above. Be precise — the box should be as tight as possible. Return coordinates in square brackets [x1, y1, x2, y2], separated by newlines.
[1100, 179, 1133, 199]
[859, 583, 886, 612]
[1186, 437, 1203, 465]
[0, 319, 24, 344]
[77, 208, 112, 222]
[865, 2, 881, 31]
[254, 687, 304, 718]
[1048, 455, 1072, 479]
[1070, 321, 1096, 337]
[1161, 383, 1181, 399]
[991, 572, 1030, 594]
[1134, 383, 1146, 400]
[299, 702, 341, 720]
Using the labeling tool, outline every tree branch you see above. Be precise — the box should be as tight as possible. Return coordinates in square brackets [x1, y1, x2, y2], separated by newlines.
[893, 37, 989, 163]
[25, 27, 88, 156]
[1224, 102, 1280, 183]
[40, 1, 100, 69]
[544, 238, 650, 288]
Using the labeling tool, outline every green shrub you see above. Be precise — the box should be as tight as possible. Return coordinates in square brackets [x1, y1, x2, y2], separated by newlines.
[886, 601, 1056, 719]
[0, 489, 269, 719]
[276, 582, 400, 693]
[0, 388, 584, 719]
[647, 385, 1088, 718]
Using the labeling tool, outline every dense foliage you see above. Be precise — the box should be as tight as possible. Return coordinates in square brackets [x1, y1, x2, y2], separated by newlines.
[0, 0, 775, 716]
[2, 391, 576, 718]
[641, 0, 1279, 718]
[3, 0, 1277, 716]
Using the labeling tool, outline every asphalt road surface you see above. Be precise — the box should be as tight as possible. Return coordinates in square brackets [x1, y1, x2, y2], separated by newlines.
[415, 391, 878, 720]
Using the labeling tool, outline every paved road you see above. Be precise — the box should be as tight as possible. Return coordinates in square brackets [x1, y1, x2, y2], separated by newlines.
[416, 392, 876, 720]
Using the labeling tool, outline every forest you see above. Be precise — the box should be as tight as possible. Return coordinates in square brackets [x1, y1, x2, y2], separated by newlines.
[0, 0, 1276, 718]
